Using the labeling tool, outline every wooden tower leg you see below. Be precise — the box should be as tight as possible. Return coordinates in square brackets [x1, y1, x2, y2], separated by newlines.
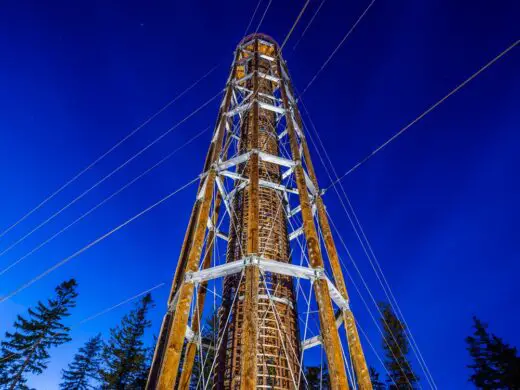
[178, 195, 223, 389]
[315, 177, 372, 388]
[157, 171, 219, 389]
[276, 52, 349, 390]
[287, 65, 372, 388]
[147, 52, 238, 388]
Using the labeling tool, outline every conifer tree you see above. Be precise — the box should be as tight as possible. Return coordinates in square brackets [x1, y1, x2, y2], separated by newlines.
[0, 279, 78, 389]
[60, 334, 103, 389]
[370, 366, 386, 390]
[304, 364, 330, 389]
[100, 293, 154, 388]
[379, 302, 419, 389]
[131, 346, 152, 390]
[466, 316, 520, 388]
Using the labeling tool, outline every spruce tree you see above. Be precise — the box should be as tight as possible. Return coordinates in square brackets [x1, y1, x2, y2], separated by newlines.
[379, 302, 419, 389]
[370, 366, 386, 390]
[466, 316, 520, 388]
[0, 279, 78, 389]
[60, 334, 103, 389]
[100, 293, 154, 388]
[131, 346, 152, 390]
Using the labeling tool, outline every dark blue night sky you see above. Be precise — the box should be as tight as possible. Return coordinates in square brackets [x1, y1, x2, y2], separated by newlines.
[0, 1, 518, 388]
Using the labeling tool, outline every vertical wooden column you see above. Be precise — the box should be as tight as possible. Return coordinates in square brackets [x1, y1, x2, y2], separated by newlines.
[239, 39, 260, 390]
[147, 52, 239, 390]
[157, 172, 218, 389]
[147, 161, 209, 387]
[178, 131, 236, 389]
[282, 60, 372, 389]
[178, 195, 223, 389]
[147, 144, 210, 388]
[304, 146, 372, 389]
[283, 67, 371, 387]
[275, 52, 349, 390]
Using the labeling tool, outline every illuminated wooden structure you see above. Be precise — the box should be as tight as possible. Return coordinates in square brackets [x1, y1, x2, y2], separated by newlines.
[147, 33, 372, 389]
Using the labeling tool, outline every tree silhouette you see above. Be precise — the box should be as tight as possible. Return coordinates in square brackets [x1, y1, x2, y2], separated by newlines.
[100, 293, 154, 388]
[304, 364, 330, 389]
[379, 302, 419, 389]
[370, 366, 386, 390]
[0, 279, 78, 389]
[466, 316, 520, 388]
[60, 334, 103, 389]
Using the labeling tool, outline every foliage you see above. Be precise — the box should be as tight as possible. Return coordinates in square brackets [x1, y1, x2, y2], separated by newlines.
[60, 334, 103, 389]
[370, 366, 386, 390]
[379, 302, 419, 389]
[100, 293, 154, 388]
[0, 279, 78, 389]
[304, 364, 330, 389]
[466, 316, 520, 389]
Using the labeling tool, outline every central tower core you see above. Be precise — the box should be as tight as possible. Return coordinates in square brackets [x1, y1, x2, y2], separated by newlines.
[215, 34, 301, 389]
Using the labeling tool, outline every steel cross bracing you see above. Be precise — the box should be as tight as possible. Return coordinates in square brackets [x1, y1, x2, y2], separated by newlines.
[147, 33, 372, 390]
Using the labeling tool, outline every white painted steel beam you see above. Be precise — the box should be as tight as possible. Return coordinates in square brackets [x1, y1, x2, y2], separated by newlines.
[226, 102, 252, 118]
[258, 71, 280, 83]
[259, 53, 275, 62]
[326, 279, 350, 311]
[196, 175, 208, 200]
[240, 49, 276, 63]
[185, 259, 245, 284]
[206, 215, 229, 242]
[282, 166, 295, 180]
[214, 176, 233, 218]
[219, 171, 299, 196]
[220, 150, 295, 170]
[288, 205, 301, 218]
[258, 101, 285, 115]
[185, 257, 349, 311]
[234, 72, 253, 85]
[280, 61, 290, 83]
[301, 335, 321, 351]
[288, 226, 304, 241]
[301, 312, 347, 352]
[257, 151, 295, 168]
[234, 85, 279, 103]
[217, 152, 251, 171]
[304, 170, 318, 196]
[259, 179, 299, 195]
[219, 170, 246, 182]
[226, 181, 247, 203]
[185, 325, 195, 343]
[215, 231, 229, 241]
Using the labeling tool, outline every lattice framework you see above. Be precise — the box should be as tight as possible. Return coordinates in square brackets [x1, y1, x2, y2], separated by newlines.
[147, 34, 372, 390]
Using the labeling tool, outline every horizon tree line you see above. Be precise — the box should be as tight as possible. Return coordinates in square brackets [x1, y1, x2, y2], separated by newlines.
[0, 279, 518, 389]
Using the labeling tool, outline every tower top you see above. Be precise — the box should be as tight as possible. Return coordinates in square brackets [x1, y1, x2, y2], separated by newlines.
[238, 33, 279, 48]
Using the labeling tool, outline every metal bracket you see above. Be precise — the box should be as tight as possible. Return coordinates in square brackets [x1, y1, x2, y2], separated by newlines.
[288, 226, 304, 241]
[185, 325, 196, 343]
[301, 310, 349, 351]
